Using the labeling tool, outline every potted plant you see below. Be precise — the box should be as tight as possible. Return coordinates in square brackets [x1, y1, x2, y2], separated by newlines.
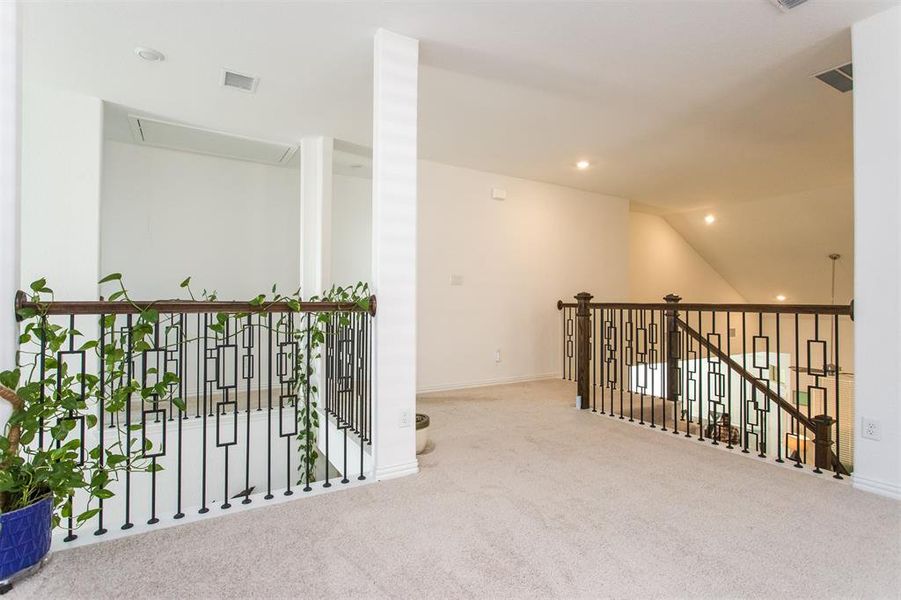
[0, 277, 172, 592]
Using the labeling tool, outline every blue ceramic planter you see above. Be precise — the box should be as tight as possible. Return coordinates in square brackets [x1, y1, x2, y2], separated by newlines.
[0, 496, 52, 582]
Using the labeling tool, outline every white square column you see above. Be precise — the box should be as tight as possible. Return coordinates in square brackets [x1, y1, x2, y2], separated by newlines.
[300, 135, 333, 297]
[371, 29, 419, 479]
[852, 6, 901, 499]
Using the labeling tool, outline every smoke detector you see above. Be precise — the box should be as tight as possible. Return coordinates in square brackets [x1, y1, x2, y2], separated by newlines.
[768, 0, 809, 11]
[221, 69, 259, 93]
[134, 47, 165, 62]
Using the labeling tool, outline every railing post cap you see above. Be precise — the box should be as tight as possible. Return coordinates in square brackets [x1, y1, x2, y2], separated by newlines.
[663, 293, 682, 303]
[812, 414, 835, 426]
[574, 292, 593, 302]
[14, 290, 26, 322]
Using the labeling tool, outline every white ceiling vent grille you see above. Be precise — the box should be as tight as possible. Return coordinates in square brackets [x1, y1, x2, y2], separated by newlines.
[813, 63, 853, 93]
[221, 69, 258, 93]
[769, 0, 809, 11]
[128, 115, 296, 166]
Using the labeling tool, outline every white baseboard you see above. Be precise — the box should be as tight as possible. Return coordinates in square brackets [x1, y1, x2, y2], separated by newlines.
[417, 372, 560, 395]
[853, 474, 901, 500]
[376, 460, 419, 481]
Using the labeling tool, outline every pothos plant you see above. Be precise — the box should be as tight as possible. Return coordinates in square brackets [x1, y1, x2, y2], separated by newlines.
[188, 277, 371, 486]
[0, 274, 370, 529]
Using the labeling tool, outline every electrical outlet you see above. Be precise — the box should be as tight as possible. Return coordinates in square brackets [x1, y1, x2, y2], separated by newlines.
[862, 417, 881, 441]
[399, 409, 412, 428]
[495, 349, 501, 363]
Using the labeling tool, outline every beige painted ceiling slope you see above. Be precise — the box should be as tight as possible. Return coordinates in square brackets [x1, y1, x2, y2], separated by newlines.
[22, 1, 889, 302]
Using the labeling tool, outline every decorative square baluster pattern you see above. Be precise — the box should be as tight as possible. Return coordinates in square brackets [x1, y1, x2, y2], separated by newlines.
[215, 400, 238, 447]
[216, 343, 237, 390]
[278, 394, 298, 437]
[604, 320, 617, 387]
[338, 334, 354, 394]
[686, 349, 698, 402]
[57, 414, 86, 466]
[752, 335, 770, 372]
[205, 347, 218, 383]
[241, 323, 255, 381]
[807, 339, 828, 377]
[140, 408, 167, 458]
[624, 319, 634, 367]
[277, 341, 298, 385]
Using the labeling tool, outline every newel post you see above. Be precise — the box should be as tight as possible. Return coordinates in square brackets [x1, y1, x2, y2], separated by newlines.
[575, 292, 593, 410]
[812, 414, 835, 473]
[663, 294, 682, 406]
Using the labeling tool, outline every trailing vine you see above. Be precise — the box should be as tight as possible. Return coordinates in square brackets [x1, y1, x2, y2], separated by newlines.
[0, 275, 370, 528]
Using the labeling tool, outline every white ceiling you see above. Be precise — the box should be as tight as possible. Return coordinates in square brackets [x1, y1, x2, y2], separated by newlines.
[22, 0, 895, 302]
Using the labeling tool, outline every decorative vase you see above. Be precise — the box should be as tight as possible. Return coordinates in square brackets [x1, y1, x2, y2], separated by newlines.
[416, 413, 430, 454]
[0, 495, 53, 588]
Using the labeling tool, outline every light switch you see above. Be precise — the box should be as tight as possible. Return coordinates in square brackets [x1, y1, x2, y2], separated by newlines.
[450, 274, 464, 286]
[491, 187, 506, 200]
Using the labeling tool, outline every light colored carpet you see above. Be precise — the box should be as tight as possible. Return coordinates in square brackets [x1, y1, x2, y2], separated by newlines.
[12, 379, 901, 599]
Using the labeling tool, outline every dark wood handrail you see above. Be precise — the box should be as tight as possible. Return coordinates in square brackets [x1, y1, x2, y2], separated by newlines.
[675, 316, 815, 431]
[557, 300, 853, 316]
[14, 290, 377, 319]
[676, 316, 849, 476]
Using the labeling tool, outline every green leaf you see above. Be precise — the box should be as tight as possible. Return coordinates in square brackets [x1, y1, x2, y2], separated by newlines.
[180, 277, 191, 288]
[98, 273, 122, 284]
[0, 369, 20, 389]
[29, 278, 47, 292]
[77, 508, 102, 523]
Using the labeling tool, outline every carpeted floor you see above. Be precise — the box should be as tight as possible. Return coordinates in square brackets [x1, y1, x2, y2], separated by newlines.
[12, 379, 901, 599]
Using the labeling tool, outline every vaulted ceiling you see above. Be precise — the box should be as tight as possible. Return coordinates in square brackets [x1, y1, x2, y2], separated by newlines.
[22, 1, 893, 302]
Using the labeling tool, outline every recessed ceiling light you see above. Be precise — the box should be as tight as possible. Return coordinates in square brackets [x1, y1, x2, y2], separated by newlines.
[776, 294, 787, 302]
[576, 160, 590, 170]
[704, 214, 716, 225]
[134, 47, 165, 62]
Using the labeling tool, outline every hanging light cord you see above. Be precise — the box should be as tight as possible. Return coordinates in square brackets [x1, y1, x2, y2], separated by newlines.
[828, 254, 840, 373]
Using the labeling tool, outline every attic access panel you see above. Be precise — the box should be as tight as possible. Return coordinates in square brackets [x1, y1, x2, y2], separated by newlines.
[128, 115, 297, 166]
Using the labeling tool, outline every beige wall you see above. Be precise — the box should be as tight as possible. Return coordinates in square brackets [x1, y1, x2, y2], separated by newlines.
[629, 211, 744, 303]
[417, 160, 630, 392]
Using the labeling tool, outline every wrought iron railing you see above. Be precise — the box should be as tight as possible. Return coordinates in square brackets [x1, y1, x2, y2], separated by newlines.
[13, 292, 375, 543]
[558, 293, 853, 476]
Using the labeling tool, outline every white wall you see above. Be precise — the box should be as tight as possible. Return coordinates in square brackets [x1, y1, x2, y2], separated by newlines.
[851, 6, 901, 499]
[417, 160, 630, 392]
[629, 211, 745, 303]
[0, 3, 20, 430]
[331, 173, 372, 287]
[21, 85, 102, 299]
[101, 140, 300, 299]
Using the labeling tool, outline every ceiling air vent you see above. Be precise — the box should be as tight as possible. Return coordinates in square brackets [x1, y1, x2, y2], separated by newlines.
[769, 0, 809, 11]
[814, 63, 853, 93]
[221, 69, 258, 93]
[127, 115, 296, 166]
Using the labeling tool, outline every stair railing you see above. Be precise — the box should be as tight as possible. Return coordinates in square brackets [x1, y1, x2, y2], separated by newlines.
[559, 292, 853, 476]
